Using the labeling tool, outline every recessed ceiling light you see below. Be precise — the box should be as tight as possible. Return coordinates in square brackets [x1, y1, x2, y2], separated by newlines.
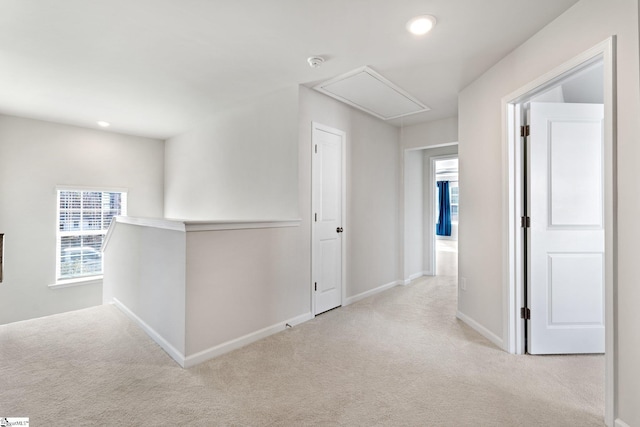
[406, 15, 437, 36]
[97, 121, 110, 127]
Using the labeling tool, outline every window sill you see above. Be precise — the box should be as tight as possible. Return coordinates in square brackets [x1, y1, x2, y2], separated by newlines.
[49, 276, 103, 289]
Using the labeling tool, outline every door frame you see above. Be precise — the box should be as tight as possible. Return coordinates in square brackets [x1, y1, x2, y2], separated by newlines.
[311, 122, 347, 316]
[501, 37, 616, 423]
[400, 143, 458, 283]
[431, 154, 459, 276]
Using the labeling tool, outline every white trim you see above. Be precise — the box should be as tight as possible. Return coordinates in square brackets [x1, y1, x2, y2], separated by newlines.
[343, 280, 400, 306]
[113, 216, 301, 233]
[603, 39, 616, 427]
[0, 233, 4, 284]
[56, 184, 128, 193]
[311, 122, 347, 316]
[183, 312, 313, 368]
[403, 272, 424, 285]
[456, 311, 504, 349]
[398, 140, 406, 294]
[111, 298, 186, 368]
[501, 37, 616, 425]
[103, 217, 302, 251]
[614, 419, 631, 427]
[115, 216, 186, 232]
[431, 153, 459, 276]
[404, 142, 458, 152]
[101, 219, 117, 251]
[102, 216, 185, 251]
[49, 276, 102, 289]
[184, 219, 301, 232]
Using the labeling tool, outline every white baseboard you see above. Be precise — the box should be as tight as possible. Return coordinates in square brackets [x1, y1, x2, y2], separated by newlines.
[111, 298, 187, 368]
[344, 280, 400, 305]
[403, 272, 423, 285]
[402, 272, 433, 285]
[112, 297, 313, 369]
[456, 310, 504, 350]
[615, 419, 631, 427]
[183, 312, 313, 368]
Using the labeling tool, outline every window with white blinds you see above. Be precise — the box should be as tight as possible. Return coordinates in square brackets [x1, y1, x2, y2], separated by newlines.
[56, 189, 127, 281]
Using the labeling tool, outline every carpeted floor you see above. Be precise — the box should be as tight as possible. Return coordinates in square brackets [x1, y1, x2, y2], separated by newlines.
[436, 239, 458, 277]
[0, 275, 604, 426]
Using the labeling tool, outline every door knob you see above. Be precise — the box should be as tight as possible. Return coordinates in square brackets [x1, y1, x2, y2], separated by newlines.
[336, 227, 343, 233]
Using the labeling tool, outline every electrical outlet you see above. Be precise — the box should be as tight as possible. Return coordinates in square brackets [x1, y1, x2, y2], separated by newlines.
[460, 277, 467, 291]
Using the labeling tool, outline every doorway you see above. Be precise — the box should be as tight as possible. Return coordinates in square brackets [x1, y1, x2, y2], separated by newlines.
[509, 54, 608, 354]
[503, 38, 615, 422]
[402, 144, 458, 284]
[433, 156, 458, 277]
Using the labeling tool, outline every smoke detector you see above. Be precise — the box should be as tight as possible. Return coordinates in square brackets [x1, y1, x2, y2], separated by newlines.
[307, 56, 325, 68]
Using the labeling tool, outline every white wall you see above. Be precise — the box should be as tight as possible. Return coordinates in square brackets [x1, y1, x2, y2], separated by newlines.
[351, 113, 401, 295]
[457, 0, 640, 425]
[403, 150, 423, 281]
[299, 86, 400, 299]
[0, 115, 164, 325]
[164, 87, 299, 220]
[103, 222, 186, 357]
[401, 116, 458, 150]
[184, 226, 309, 355]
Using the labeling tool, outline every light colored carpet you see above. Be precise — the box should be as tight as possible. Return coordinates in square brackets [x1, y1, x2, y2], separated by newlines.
[436, 239, 458, 277]
[0, 276, 603, 426]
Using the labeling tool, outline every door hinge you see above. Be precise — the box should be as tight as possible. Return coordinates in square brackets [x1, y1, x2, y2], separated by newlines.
[314, 213, 317, 222]
[520, 125, 530, 137]
[521, 307, 531, 320]
[314, 282, 317, 291]
[315, 144, 317, 153]
[520, 216, 531, 228]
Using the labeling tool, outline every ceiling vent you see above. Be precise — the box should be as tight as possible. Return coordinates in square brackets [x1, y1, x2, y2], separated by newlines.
[313, 66, 430, 121]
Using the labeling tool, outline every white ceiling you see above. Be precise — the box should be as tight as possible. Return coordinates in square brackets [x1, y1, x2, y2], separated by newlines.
[314, 66, 430, 120]
[0, 0, 579, 139]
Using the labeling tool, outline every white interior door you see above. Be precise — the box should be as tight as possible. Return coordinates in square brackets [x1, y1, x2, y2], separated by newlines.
[528, 102, 605, 354]
[312, 123, 344, 315]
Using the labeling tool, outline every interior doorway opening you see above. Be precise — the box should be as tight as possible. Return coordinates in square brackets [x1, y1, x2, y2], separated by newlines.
[502, 38, 615, 424]
[402, 144, 458, 285]
[509, 54, 606, 355]
[433, 156, 458, 277]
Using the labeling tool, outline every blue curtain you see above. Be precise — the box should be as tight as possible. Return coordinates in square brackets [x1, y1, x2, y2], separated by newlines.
[436, 181, 452, 236]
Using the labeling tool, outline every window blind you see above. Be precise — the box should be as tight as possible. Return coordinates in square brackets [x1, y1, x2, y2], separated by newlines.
[57, 190, 127, 280]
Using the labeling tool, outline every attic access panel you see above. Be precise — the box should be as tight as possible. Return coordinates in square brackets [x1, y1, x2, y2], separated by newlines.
[313, 66, 430, 120]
